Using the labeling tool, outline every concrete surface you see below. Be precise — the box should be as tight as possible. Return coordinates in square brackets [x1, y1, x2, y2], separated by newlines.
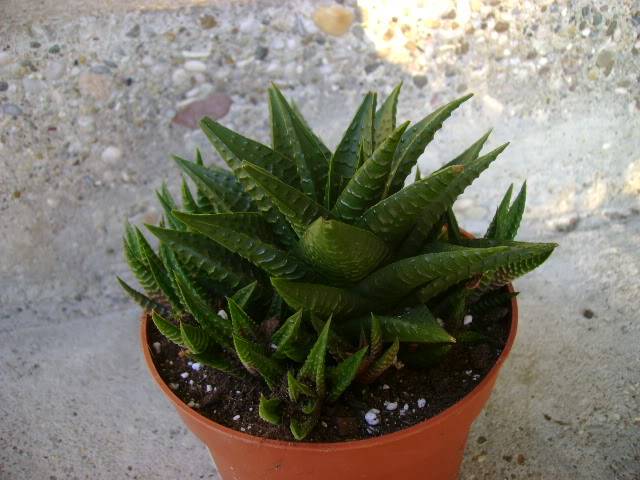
[1, 0, 639, 478]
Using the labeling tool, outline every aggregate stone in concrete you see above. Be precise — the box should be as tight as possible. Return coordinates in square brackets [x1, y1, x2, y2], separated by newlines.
[1, 0, 639, 478]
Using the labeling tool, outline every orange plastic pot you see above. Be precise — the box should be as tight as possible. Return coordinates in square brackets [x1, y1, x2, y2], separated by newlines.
[141, 288, 518, 480]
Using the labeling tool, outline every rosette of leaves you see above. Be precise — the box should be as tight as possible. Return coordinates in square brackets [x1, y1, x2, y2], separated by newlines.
[119, 83, 556, 439]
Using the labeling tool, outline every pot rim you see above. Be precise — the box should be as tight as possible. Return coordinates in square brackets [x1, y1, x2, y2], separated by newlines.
[141, 284, 518, 451]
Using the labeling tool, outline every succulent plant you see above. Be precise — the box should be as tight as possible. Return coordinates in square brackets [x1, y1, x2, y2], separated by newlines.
[119, 83, 556, 440]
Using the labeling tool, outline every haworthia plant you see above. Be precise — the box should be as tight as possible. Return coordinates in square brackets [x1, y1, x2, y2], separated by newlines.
[119, 83, 556, 440]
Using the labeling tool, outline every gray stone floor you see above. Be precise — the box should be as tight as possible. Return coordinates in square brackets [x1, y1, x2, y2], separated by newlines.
[1, 0, 639, 478]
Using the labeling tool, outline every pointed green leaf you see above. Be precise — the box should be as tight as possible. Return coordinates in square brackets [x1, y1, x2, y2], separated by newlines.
[156, 183, 186, 230]
[272, 278, 372, 318]
[327, 346, 368, 402]
[175, 156, 255, 213]
[287, 371, 316, 402]
[180, 322, 210, 354]
[299, 218, 389, 284]
[358, 165, 465, 244]
[194, 149, 215, 211]
[333, 121, 410, 222]
[271, 309, 305, 361]
[242, 161, 329, 237]
[200, 117, 298, 246]
[145, 224, 258, 295]
[310, 314, 353, 361]
[158, 242, 209, 312]
[228, 297, 259, 340]
[416, 242, 557, 301]
[138, 229, 183, 311]
[343, 306, 455, 344]
[357, 246, 510, 302]
[230, 281, 258, 310]
[301, 397, 321, 415]
[438, 129, 492, 171]
[369, 314, 383, 358]
[504, 182, 526, 240]
[399, 142, 509, 256]
[151, 311, 183, 345]
[269, 85, 329, 202]
[175, 212, 310, 280]
[232, 334, 284, 389]
[374, 83, 402, 148]
[172, 267, 233, 349]
[258, 394, 283, 425]
[298, 317, 331, 396]
[181, 177, 203, 213]
[384, 94, 472, 197]
[123, 222, 157, 293]
[359, 338, 399, 384]
[290, 412, 320, 441]
[325, 92, 377, 208]
[117, 277, 164, 312]
[486, 184, 513, 239]
[375, 308, 454, 343]
[471, 241, 556, 294]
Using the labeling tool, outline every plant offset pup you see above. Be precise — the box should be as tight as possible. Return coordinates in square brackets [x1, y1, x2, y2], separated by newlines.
[120, 84, 556, 440]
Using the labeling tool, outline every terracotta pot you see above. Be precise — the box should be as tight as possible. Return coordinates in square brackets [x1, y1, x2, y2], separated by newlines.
[140, 288, 518, 480]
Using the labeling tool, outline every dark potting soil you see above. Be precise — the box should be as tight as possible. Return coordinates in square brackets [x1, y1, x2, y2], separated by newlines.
[147, 304, 511, 443]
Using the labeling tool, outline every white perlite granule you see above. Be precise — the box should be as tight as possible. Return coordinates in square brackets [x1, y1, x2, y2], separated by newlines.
[364, 409, 380, 426]
[384, 401, 398, 411]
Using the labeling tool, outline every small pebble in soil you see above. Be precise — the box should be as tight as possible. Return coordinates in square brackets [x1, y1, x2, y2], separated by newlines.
[321, 421, 328, 428]
[365, 409, 380, 426]
[232, 415, 240, 421]
[169, 383, 179, 390]
[152, 342, 161, 354]
[191, 362, 201, 371]
[463, 314, 473, 325]
[384, 401, 398, 411]
[417, 398, 427, 408]
[180, 372, 189, 379]
[218, 309, 228, 320]
[382, 384, 390, 390]
[206, 384, 212, 392]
